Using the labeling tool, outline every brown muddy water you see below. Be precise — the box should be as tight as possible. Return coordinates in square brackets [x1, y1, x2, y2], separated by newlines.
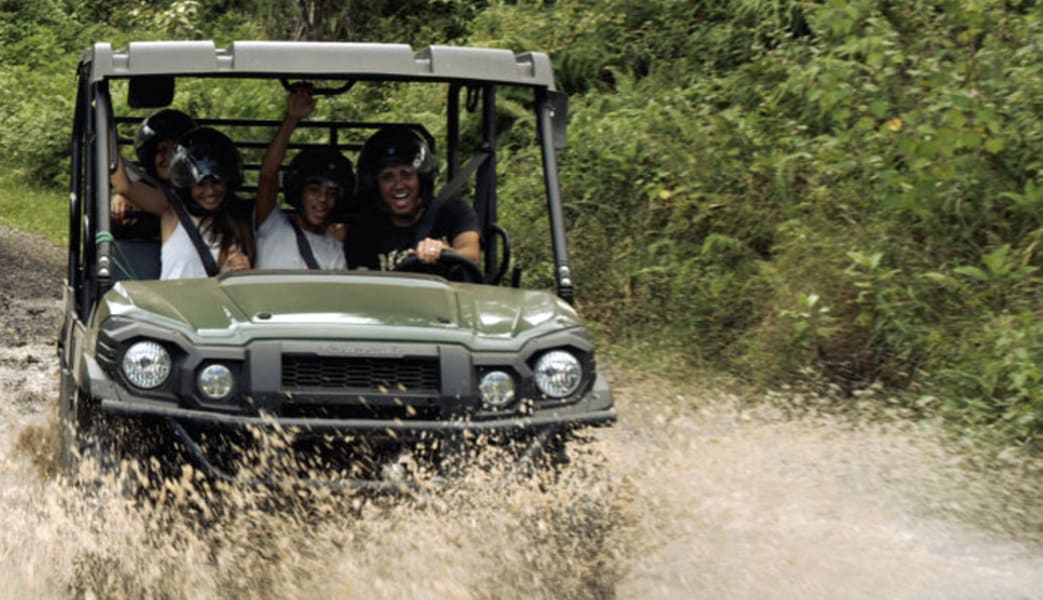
[2, 337, 1042, 599]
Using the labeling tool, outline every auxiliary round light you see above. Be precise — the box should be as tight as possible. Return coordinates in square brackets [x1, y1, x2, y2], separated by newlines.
[479, 370, 516, 407]
[121, 340, 172, 389]
[198, 364, 234, 400]
[533, 350, 582, 398]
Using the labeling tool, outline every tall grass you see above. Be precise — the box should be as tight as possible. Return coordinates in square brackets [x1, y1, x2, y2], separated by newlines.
[0, 173, 66, 247]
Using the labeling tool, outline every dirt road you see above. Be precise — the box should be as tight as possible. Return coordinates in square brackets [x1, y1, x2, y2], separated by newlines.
[1, 225, 1040, 598]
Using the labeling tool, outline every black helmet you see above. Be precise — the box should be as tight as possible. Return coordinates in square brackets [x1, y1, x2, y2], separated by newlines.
[133, 109, 195, 175]
[168, 127, 243, 190]
[283, 147, 355, 212]
[356, 126, 437, 199]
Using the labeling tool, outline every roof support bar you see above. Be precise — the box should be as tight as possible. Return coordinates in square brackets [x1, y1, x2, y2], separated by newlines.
[477, 85, 499, 282]
[536, 89, 574, 304]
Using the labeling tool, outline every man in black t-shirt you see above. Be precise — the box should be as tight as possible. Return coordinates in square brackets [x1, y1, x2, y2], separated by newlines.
[346, 195, 478, 271]
[346, 126, 480, 272]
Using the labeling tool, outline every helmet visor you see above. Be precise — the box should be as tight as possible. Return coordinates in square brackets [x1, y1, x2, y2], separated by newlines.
[171, 144, 236, 186]
[376, 142, 430, 172]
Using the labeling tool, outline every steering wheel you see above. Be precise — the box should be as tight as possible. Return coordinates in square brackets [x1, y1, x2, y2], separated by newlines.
[394, 250, 484, 284]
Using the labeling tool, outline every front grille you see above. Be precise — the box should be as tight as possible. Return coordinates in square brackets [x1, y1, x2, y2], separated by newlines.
[281, 354, 440, 393]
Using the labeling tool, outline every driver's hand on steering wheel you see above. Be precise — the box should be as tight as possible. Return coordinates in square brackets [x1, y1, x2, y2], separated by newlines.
[413, 237, 447, 264]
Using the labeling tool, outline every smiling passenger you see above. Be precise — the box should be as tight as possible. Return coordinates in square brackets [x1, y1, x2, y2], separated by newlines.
[345, 126, 479, 272]
[254, 86, 353, 270]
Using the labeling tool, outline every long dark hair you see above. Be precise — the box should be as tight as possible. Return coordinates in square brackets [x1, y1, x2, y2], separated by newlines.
[169, 127, 255, 268]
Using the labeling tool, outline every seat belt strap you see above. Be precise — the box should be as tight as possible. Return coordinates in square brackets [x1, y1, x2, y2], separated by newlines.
[166, 187, 220, 276]
[288, 216, 321, 270]
[414, 148, 490, 243]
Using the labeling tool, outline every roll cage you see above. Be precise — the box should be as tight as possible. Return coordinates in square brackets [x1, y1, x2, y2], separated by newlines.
[68, 41, 574, 323]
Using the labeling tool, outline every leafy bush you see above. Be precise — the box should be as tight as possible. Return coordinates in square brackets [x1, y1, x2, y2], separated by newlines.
[933, 311, 1043, 451]
[0, 0, 125, 185]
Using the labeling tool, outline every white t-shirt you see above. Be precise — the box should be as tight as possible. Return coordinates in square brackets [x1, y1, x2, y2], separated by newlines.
[161, 216, 222, 280]
[255, 209, 346, 270]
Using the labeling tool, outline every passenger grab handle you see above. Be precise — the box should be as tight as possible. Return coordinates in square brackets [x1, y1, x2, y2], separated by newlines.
[280, 79, 356, 96]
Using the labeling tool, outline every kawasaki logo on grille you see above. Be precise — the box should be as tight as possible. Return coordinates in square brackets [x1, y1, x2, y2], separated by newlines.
[321, 342, 409, 357]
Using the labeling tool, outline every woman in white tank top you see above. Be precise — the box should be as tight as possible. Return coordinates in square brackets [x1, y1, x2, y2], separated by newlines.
[112, 127, 255, 279]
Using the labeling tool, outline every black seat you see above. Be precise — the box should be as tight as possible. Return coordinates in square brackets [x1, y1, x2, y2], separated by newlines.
[112, 239, 161, 281]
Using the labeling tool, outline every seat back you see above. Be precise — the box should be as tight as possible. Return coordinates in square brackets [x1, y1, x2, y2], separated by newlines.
[112, 239, 161, 281]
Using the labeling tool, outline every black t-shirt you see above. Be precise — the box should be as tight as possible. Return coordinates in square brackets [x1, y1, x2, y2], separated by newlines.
[345, 198, 479, 271]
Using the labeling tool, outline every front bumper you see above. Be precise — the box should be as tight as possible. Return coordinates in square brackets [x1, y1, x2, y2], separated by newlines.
[100, 397, 617, 433]
[98, 393, 615, 491]
[83, 338, 615, 486]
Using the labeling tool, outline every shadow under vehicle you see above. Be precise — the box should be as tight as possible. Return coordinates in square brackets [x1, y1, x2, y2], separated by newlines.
[59, 41, 615, 489]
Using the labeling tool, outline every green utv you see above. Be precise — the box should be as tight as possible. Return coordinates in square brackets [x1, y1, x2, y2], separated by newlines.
[60, 41, 614, 488]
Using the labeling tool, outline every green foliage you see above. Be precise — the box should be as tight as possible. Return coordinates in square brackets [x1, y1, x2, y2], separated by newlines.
[0, 1, 111, 185]
[126, 1, 204, 37]
[0, 63, 75, 185]
[558, 83, 771, 358]
[194, 0, 479, 44]
[932, 312, 1043, 450]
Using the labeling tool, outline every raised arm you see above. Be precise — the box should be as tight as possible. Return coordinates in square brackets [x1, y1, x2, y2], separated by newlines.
[256, 86, 316, 226]
[111, 157, 170, 215]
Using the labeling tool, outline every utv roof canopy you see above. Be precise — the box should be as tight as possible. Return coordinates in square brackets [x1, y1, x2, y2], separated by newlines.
[83, 41, 559, 90]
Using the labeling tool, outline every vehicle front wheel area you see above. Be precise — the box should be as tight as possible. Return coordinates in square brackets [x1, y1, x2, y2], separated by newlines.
[58, 368, 102, 478]
[57, 370, 178, 489]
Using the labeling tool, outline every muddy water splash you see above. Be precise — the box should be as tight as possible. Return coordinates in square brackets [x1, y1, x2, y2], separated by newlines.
[609, 375, 1043, 599]
[2, 348, 1042, 599]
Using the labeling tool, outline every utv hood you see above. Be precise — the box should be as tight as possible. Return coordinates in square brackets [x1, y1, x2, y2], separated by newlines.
[101, 271, 583, 346]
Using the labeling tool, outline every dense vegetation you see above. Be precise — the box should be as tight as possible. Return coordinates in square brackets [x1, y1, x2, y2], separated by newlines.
[1, 0, 1041, 453]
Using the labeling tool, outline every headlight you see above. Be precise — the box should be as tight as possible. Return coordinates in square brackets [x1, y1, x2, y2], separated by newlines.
[479, 370, 515, 407]
[533, 350, 582, 398]
[121, 340, 172, 389]
[198, 363, 234, 401]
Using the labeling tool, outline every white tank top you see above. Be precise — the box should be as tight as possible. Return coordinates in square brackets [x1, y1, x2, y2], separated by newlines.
[161, 217, 222, 280]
